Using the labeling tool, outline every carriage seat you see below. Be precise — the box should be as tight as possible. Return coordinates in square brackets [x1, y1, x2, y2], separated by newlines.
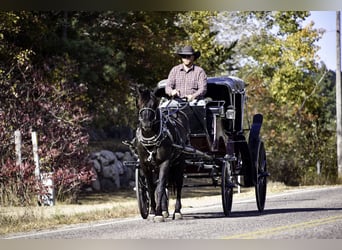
[159, 98, 210, 136]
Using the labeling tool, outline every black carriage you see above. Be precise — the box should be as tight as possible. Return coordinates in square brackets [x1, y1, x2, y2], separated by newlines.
[128, 76, 269, 219]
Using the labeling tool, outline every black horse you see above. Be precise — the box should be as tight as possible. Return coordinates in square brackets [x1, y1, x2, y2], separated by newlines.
[134, 87, 189, 222]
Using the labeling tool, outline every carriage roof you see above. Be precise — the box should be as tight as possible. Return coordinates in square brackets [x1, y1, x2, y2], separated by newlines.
[154, 76, 246, 101]
[206, 76, 245, 93]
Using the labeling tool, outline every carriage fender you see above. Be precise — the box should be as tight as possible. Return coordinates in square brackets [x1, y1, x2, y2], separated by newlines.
[247, 114, 263, 185]
[248, 114, 263, 145]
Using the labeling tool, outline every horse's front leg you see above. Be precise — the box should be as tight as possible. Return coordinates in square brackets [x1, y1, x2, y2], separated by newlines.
[148, 180, 157, 216]
[142, 170, 156, 217]
[154, 160, 169, 222]
[161, 187, 169, 218]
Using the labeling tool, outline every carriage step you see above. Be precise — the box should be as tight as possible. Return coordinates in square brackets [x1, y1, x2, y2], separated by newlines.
[259, 171, 270, 178]
[226, 181, 237, 188]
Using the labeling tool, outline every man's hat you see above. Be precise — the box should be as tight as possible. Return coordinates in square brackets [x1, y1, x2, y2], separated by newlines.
[177, 46, 201, 60]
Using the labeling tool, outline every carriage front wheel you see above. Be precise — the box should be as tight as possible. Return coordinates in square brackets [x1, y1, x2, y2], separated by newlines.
[255, 141, 267, 212]
[135, 168, 150, 219]
[221, 160, 233, 216]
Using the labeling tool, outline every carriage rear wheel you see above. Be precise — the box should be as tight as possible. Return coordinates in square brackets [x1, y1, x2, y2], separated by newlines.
[221, 160, 233, 216]
[255, 141, 267, 212]
[135, 168, 150, 219]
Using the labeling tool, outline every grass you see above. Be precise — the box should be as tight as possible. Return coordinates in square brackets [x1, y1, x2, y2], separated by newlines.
[0, 189, 139, 235]
[0, 182, 326, 236]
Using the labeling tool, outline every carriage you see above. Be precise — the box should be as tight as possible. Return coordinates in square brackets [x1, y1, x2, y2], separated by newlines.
[125, 76, 268, 220]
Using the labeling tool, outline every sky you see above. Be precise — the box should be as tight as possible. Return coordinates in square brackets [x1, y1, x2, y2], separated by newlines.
[305, 11, 340, 71]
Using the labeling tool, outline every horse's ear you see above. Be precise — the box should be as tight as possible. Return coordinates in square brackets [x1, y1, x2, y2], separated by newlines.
[129, 83, 144, 97]
[150, 91, 158, 102]
[129, 84, 136, 92]
[128, 83, 137, 96]
[152, 86, 159, 96]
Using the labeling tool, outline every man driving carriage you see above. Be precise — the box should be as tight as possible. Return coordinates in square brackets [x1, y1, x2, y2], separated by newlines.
[161, 45, 208, 146]
[165, 45, 207, 101]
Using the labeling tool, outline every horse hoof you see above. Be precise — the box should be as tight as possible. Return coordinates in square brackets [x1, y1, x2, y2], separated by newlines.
[153, 215, 165, 222]
[173, 212, 183, 220]
[147, 215, 154, 221]
[162, 211, 169, 218]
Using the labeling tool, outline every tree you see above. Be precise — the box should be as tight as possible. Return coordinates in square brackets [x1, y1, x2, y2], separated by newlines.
[0, 12, 93, 203]
[226, 11, 336, 184]
[177, 11, 237, 76]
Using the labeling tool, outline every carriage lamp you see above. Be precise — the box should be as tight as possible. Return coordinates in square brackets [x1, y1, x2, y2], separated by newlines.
[226, 105, 236, 119]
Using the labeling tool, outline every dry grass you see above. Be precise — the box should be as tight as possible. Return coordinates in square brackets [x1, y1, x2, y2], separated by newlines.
[0, 189, 139, 235]
[0, 182, 319, 235]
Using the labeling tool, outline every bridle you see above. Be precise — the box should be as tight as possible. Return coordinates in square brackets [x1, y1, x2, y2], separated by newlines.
[138, 107, 157, 123]
[137, 107, 168, 147]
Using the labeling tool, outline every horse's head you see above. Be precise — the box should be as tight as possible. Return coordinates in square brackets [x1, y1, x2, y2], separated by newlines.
[136, 87, 159, 132]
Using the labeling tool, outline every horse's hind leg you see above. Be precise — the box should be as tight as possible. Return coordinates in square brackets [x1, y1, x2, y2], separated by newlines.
[173, 187, 183, 220]
[173, 170, 184, 220]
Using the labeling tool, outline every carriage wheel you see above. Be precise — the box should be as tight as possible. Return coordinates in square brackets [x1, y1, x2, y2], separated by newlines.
[255, 141, 267, 212]
[221, 160, 234, 216]
[135, 168, 150, 219]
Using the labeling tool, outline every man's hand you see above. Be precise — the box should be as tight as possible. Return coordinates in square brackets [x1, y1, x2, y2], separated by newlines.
[186, 94, 194, 102]
[171, 89, 179, 97]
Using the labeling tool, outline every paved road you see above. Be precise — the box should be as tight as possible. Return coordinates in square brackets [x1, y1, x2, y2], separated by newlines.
[3, 186, 342, 239]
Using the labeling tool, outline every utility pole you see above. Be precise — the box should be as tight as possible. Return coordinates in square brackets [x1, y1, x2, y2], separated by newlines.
[336, 11, 342, 179]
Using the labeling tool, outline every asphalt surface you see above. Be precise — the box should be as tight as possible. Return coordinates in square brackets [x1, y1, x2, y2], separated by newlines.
[3, 186, 342, 239]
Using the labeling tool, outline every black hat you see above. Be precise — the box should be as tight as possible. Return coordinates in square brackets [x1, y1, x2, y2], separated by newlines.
[177, 46, 201, 60]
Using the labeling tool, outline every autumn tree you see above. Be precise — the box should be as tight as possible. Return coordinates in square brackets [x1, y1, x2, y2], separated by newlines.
[0, 12, 93, 204]
[228, 11, 336, 184]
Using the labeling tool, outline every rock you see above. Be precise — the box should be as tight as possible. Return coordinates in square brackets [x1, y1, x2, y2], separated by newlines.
[91, 171, 101, 191]
[88, 150, 137, 191]
[100, 178, 117, 192]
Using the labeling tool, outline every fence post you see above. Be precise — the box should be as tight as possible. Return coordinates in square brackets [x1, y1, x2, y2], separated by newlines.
[317, 160, 321, 175]
[31, 131, 40, 178]
[14, 130, 22, 167]
[31, 131, 55, 206]
[14, 129, 24, 181]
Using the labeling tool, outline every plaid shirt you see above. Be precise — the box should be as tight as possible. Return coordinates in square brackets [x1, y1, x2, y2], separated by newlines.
[165, 64, 207, 99]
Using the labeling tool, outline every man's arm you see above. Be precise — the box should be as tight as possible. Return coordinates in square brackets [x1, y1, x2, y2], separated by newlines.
[165, 67, 176, 97]
[191, 68, 207, 100]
